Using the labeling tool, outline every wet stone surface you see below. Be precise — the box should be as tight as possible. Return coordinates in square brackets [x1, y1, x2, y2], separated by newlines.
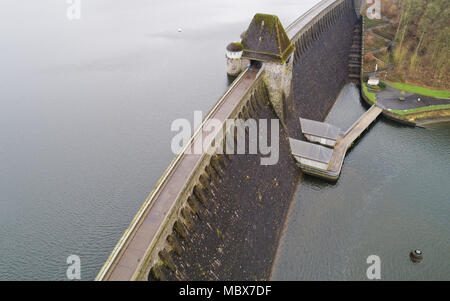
[149, 87, 301, 280]
[287, 6, 357, 139]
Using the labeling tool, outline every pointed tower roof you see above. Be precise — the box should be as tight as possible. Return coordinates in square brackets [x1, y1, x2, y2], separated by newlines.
[241, 14, 294, 63]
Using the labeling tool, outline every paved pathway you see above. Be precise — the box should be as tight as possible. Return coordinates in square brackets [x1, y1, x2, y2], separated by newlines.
[363, 17, 396, 69]
[364, 17, 450, 112]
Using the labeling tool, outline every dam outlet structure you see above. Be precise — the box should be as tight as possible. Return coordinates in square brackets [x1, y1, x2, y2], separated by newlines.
[241, 13, 295, 125]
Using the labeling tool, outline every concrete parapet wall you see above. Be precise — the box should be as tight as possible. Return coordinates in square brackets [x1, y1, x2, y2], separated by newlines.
[381, 106, 450, 127]
[288, 0, 354, 45]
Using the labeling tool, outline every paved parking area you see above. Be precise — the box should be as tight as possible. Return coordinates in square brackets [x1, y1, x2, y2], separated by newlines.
[375, 86, 450, 111]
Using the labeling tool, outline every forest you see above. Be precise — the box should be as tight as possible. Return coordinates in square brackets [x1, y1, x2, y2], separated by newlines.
[364, 0, 449, 90]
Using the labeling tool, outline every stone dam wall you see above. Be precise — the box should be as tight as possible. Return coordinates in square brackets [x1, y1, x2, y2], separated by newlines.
[147, 0, 360, 281]
[149, 82, 301, 280]
[287, 0, 359, 139]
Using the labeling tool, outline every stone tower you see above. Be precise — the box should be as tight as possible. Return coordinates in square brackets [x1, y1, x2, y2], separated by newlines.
[241, 13, 295, 123]
[226, 42, 245, 77]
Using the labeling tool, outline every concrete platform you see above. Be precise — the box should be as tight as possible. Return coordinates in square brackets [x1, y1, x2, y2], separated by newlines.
[299, 118, 343, 147]
[290, 105, 382, 181]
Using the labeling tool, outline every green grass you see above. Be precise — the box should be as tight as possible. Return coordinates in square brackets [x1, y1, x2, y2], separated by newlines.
[390, 104, 450, 114]
[362, 83, 376, 104]
[368, 85, 382, 92]
[386, 81, 450, 99]
[363, 15, 388, 29]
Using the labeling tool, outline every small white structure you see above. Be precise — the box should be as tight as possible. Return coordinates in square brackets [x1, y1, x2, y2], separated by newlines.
[368, 76, 380, 86]
[226, 42, 247, 77]
[226, 48, 243, 60]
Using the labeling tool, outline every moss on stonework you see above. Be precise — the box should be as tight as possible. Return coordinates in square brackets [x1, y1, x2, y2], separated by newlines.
[254, 13, 278, 34]
[227, 42, 244, 52]
[242, 13, 294, 63]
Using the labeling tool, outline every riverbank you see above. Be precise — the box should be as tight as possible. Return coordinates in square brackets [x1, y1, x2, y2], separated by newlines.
[361, 82, 450, 126]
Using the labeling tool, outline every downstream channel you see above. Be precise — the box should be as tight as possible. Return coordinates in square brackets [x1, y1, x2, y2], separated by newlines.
[273, 83, 450, 280]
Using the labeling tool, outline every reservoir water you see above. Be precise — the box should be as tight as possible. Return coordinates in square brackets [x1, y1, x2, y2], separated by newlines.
[273, 83, 450, 280]
[0, 0, 320, 280]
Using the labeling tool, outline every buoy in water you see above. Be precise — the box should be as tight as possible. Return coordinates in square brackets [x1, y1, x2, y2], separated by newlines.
[409, 249, 423, 263]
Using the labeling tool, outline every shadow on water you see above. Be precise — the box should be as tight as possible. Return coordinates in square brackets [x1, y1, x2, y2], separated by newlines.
[227, 74, 238, 85]
[300, 174, 338, 189]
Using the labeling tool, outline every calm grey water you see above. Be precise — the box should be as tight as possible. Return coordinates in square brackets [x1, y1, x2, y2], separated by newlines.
[273, 83, 450, 280]
[0, 0, 320, 280]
